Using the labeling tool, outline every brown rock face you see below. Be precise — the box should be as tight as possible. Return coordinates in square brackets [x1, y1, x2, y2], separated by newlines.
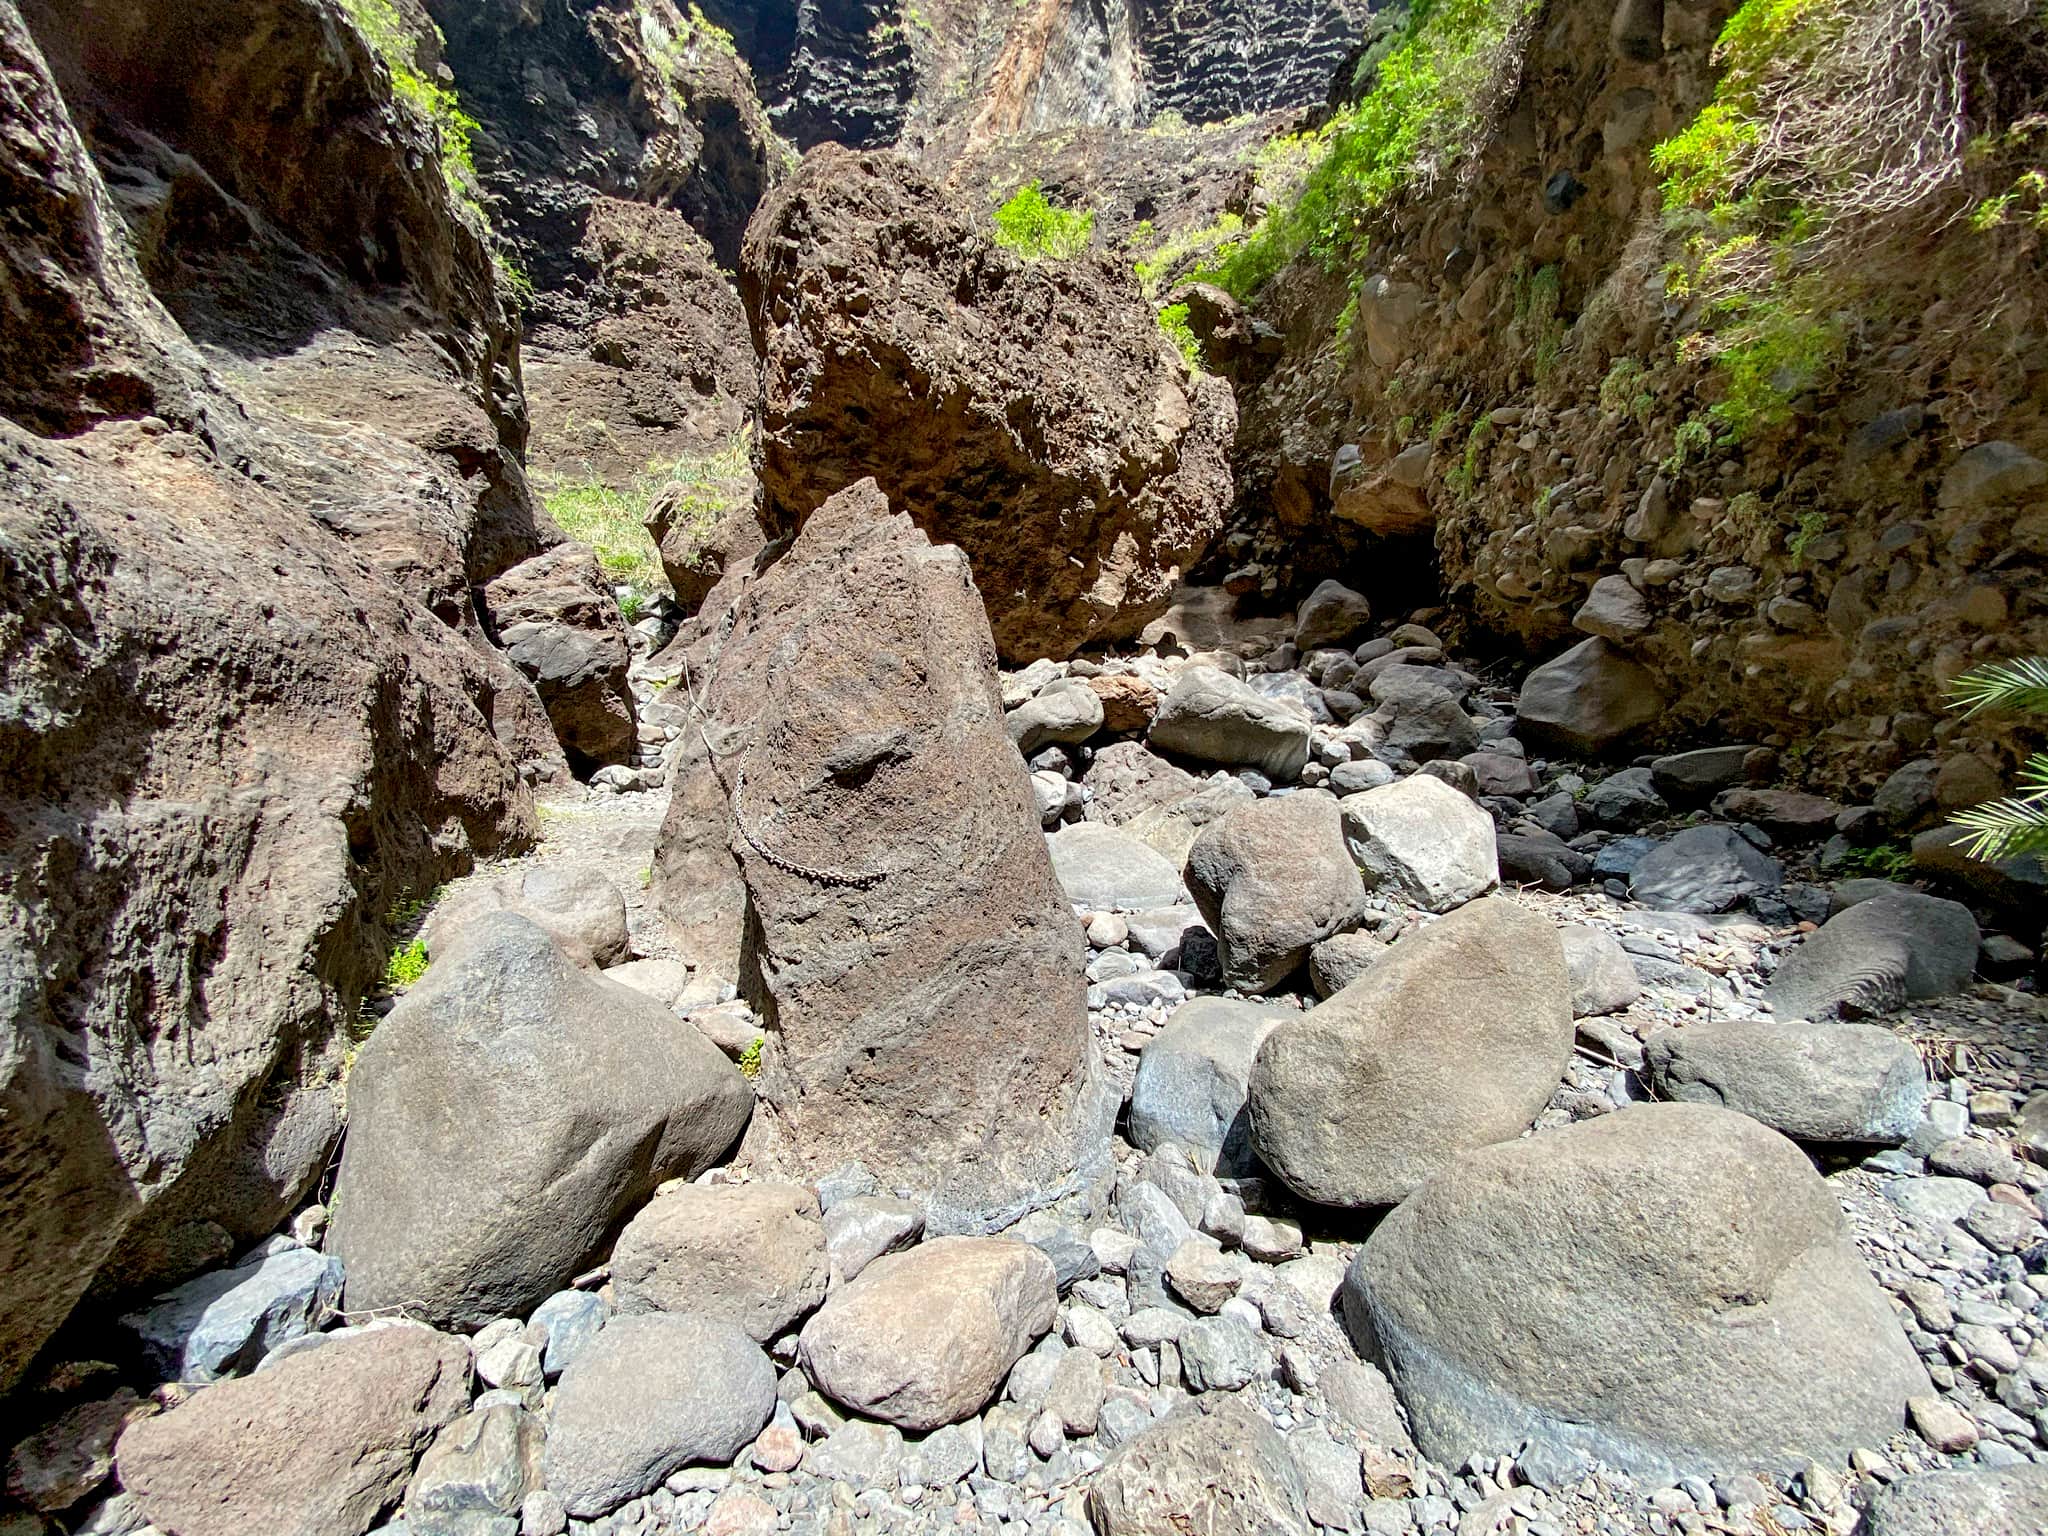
[652, 479, 1112, 1230]
[742, 147, 1236, 660]
[0, 0, 554, 1388]
[117, 1326, 473, 1536]
[480, 544, 637, 770]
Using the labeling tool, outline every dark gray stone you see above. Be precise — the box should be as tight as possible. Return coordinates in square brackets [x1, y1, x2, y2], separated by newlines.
[1628, 826, 1782, 914]
[119, 1244, 344, 1384]
[1766, 891, 1979, 1020]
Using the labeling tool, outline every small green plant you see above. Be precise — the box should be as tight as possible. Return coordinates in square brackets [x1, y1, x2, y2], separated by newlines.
[1839, 840, 1914, 879]
[617, 589, 648, 623]
[637, 866, 653, 889]
[1599, 356, 1655, 421]
[1662, 416, 1716, 476]
[992, 182, 1095, 261]
[384, 938, 429, 989]
[1946, 658, 2048, 860]
[737, 1037, 764, 1079]
[1516, 262, 1567, 379]
[1787, 508, 1829, 562]
[1156, 302, 1203, 370]
[1446, 416, 1494, 497]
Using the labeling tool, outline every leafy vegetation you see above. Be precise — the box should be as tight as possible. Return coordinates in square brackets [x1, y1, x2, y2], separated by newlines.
[1947, 658, 2048, 861]
[1598, 357, 1655, 422]
[1838, 840, 1914, 879]
[1786, 508, 1830, 562]
[538, 430, 752, 603]
[1132, 212, 1243, 297]
[341, 0, 485, 225]
[1661, 416, 1716, 477]
[992, 182, 1095, 260]
[1196, 0, 1539, 298]
[738, 1036, 764, 1079]
[384, 938, 429, 989]
[1157, 303, 1203, 370]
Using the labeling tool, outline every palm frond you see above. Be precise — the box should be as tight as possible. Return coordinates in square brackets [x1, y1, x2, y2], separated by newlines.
[1948, 656, 2048, 719]
[1950, 786, 2048, 863]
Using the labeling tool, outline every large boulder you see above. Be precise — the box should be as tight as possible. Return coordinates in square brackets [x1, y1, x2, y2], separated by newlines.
[1046, 823, 1186, 911]
[325, 913, 753, 1327]
[0, 0, 560, 1392]
[1515, 637, 1665, 755]
[1646, 1018, 1929, 1143]
[1867, 1465, 2048, 1536]
[1765, 890, 1980, 1020]
[798, 1237, 1057, 1431]
[1340, 774, 1500, 913]
[1346, 1103, 1931, 1483]
[1628, 825, 1783, 913]
[543, 1314, 777, 1518]
[119, 1243, 344, 1384]
[610, 1182, 830, 1341]
[479, 543, 637, 770]
[404, 1401, 543, 1536]
[1558, 924, 1639, 1017]
[1148, 665, 1313, 780]
[742, 147, 1234, 660]
[1007, 677, 1106, 755]
[1128, 998, 1295, 1175]
[652, 480, 1110, 1233]
[423, 862, 630, 970]
[1086, 1398, 1311, 1536]
[1249, 898, 1572, 1207]
[117, 1325, 473, 1536]
[1184, 793, 1364, 993]
[1294, 580, 1372, 651]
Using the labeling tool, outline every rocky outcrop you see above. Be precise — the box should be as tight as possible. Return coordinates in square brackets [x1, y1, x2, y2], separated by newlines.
[652, 479, 1112, 1231]
[480, 545, 637, 771]
[742, 146, 1235, 660]
[0, 0, 563, 1393]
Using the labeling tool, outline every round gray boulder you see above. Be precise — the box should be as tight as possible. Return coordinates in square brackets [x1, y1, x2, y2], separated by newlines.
[1129, 998, 1295, 1175]
[610, 1182, 830, 1341]
[1339, 774, 1499, 913]
[1086, 1398, 1310, 1536]
[1345, 1102, 1931, 1484]
[1046, 822, 1186, 911]
[543, 1314, 776, 1518]
[1148, 665, 1312, 780]
[1249, 897, 1572, 1207]
[1867, 1465, 2048, 1536]
[1185, 793, 1364, 994]
[1645, 1017, 1928, 1144]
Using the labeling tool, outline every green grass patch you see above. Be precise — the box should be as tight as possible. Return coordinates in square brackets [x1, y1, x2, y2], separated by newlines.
[992, 181, 1095, 261]
[538, 430, 753, 599]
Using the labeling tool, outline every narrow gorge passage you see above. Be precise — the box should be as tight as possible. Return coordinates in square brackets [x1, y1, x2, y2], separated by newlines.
[2, 3, 2047, 1536]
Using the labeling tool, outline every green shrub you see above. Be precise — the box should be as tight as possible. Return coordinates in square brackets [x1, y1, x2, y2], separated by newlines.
[384, 937, 429, 989]
[738, 1037, 764, 1079]
[1839, 840, 1914, 879]
[1661, 416, 1716, 476]
[1787, 508, 1829, 562]
[1132, 212, 1242, 297]
[992, 182, 1095, 260]
[1157, 303, 1203, 369]
[1947, 658, 2048, 860]
[1200, 0, 1539, 298]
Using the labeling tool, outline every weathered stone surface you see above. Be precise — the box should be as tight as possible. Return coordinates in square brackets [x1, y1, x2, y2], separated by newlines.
[118, 1326, 472, 1536]
[1515, 638, 1665, 755]
[744, 148, 1233, 660]
[1308, 929, 1389, 998]
[326, 913, 752, 1328]
[480, 543, 637, 770]
[425, 863, 630, 971]
[1867, 1465, 2048, 1536]
[405, 1401, 543, 1536]
[1294, 580, 1372, 651]
[119, 1243, 344, 1384]
[1628, 825, 1783, 913]
[5, 1390, 147, 1513]
[1046, 823, 1186, 911]
[1129, 998, 1295, 1175]
[1347, 1104, 1931, 1483]
[1006, 679, 1104, 756]
[1149, 666, 1313, 779]
[1766, 890, 1981, 1021]
[1249, 898, 1572, 1207]
[1651, 746, 1756, 801]
[1572, 574, 1651, 641]
[1340, 774, 1500, 913]
[656, 481, 1110, 1234]
[798, 1238, 1057, 1431]
[1646, 1018, 1929, 1143]
[543, 1314, 776, 1518]
[821, 1196, 925, 1282]
[1558, 924, 1639, 1017]
[1086, 1399, 1310, 1536]
[611, 1183, 829, 1342]
[1185, 794, 1364, 993]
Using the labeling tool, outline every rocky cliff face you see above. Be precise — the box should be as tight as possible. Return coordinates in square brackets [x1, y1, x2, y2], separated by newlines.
[1226, 0, 2048, 798]
[0, 0, 602, 1391]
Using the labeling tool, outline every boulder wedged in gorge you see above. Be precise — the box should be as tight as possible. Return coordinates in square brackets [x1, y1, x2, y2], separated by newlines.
[652, 479, 1113, 1232]
[1346, 1103, 1932, 1484]
[326, 913, 753, 1327]
[1248, 898, 1572, 1207]
[479, 544, 637, 770]
[741, 146, 1236, 660]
